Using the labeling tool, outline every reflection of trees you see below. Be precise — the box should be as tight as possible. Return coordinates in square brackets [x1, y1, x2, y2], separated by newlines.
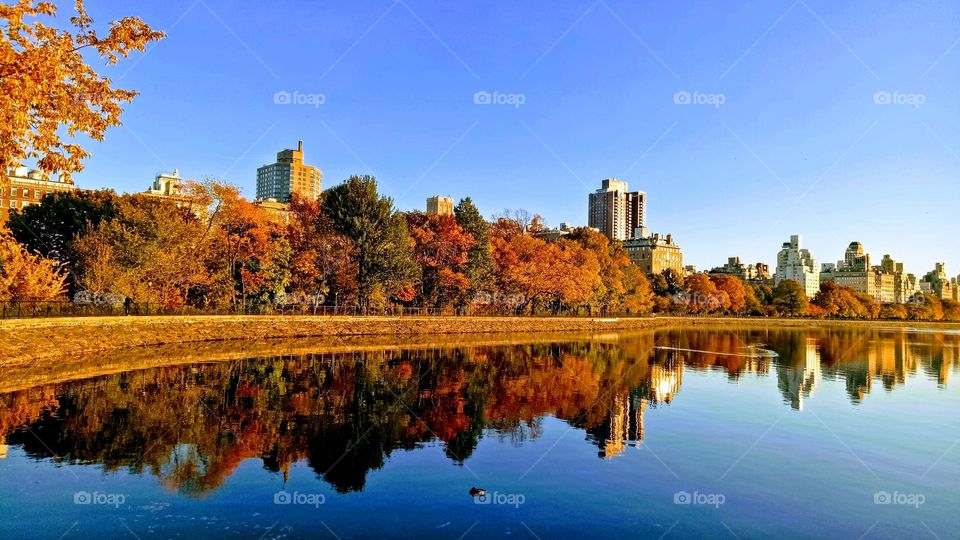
[0, 327, 956, 495]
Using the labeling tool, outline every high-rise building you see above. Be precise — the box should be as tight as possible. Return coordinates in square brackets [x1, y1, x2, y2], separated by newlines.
[819, 241, 896, 303]
[775, 235, 820, 297]
[425, 195, 454, 216]
[588, 179, 646, 241]
[256, 140, 322, 202]
[1, 167, 77, 225]
[880, 254, 918, 304]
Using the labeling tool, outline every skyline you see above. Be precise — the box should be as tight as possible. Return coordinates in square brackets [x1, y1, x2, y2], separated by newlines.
[43, 0, 959, 274]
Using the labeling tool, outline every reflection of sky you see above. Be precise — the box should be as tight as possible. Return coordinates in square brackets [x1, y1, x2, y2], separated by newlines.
[0, 328, 958, 539]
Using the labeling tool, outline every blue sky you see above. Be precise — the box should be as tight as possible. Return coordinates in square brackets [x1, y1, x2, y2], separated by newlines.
[65, 0, 958, 276]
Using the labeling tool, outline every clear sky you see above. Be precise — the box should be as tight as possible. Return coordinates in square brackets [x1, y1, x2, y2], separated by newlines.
[65, 0, 958, 276]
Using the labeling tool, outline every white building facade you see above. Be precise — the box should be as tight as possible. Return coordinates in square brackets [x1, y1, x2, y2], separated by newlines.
[775, 235, 820, 297]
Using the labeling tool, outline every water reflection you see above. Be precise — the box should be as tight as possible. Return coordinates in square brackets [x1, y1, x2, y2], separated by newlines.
[0, 327, 957, 496]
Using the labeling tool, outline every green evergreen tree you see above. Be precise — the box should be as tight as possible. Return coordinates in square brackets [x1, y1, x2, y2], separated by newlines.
[454, 197, 495, 304]
[322, 175, 418, 306]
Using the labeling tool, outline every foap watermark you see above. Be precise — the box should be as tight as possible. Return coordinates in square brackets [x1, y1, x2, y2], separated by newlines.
[873, 91, 924, 108]
[874, 491, 925, 508]
[474, 291, 525, 307]
[73, 291, 125, 306]
[274, 90, 326, 108]
[673, 291, 726, 310]
[74, 491, 126, 508]
[474, 491, 526, 508]
[274, 490, 325, 508]
[673, 90, 725, 108]
[473, 91, 526, 108]
[674, 490, 725, 508]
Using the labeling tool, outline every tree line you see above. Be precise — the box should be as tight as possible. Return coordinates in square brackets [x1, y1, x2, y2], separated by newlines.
[1, 174, 957, 321]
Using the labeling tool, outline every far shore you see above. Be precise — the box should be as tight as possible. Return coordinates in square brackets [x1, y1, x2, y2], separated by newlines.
[2, 314, 959, 368]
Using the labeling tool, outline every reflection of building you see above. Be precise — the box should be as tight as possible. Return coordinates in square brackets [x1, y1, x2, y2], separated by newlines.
[588, 178, 646, 241]
[593, 358, 684, 459]
[624, 233, 684, 275]
[820, 242, 896, 303]
[776, 337, 821, 410]
[775, 235, 819, 297]
[425, 195, 454, 216]
[1, 167, 77, 225]
[649, 362, 683, 404]
[709, 256, 772, 284]
[595, 390, 648, 459]
[256, 140, 322, 202]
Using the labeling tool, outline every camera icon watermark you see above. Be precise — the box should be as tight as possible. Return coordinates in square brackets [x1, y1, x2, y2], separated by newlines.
[474, 491, 526, 508]
[74, 490, 126, 508]
[673, 490, 725, 508]
[274, 90, 326, 108]
[673, 90, 725, 108]
[873, 91, 924, 108]
[874, 491, 925, 508]
[473, 91, 526, 108]
[274, 490, 325, 508]
[474, 291, 525, 307]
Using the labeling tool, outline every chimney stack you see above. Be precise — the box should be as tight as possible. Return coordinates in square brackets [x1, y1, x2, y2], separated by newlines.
[298, 140, 303, 152]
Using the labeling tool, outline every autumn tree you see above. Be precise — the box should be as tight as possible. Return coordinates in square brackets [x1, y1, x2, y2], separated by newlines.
[72, 195, 210, 308]
[322, 175, 417, 307]
[681, 273, 728, 313]
[202, 182, 290, 307]
[0, 0, 164, 178]
[908, 294, 944, 321]
[710, 275, 748, 314]
[405, 212, 473, 309]
[772, 279, 809, 316]
[491, 219, 599, 314]
[812, 282, 868, 319]
[0, 232, 66, 300]
[6, 189, 119, 271]
[287, 194, 358, 308]
[621, 264, 654, 314]
[567, 228, 623, 313]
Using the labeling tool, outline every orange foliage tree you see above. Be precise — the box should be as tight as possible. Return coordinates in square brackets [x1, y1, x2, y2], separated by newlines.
[0, 0, 164, 178]
[0, 232, 66, 300]
[202, 182, 290, 306]
[710, 275, 747, 314]
[405, 212, 474, 309]
[681, 273, 729, 313]
[287, 194, 358, 307]
[490, 218, 600, 313]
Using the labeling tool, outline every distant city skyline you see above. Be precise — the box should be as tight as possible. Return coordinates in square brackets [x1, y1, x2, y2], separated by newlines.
[39, 0, 959, 275]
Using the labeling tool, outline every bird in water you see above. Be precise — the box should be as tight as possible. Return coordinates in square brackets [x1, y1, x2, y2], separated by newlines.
[469, 487, 486, 497]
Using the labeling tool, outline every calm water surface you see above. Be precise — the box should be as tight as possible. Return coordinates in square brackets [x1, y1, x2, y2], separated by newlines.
[1, 326, 958, 539]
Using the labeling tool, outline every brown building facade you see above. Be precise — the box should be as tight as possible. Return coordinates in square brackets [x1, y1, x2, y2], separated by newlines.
[624, 233, 684, 275]
[1, 168, 78, 225]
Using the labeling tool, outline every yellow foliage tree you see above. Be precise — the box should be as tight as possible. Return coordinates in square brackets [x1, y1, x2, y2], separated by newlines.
[0, 0, 164, 178]
[0, 233, 66, 300]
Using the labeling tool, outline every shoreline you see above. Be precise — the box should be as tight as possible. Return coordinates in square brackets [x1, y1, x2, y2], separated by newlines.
[2, 314, 959, 365]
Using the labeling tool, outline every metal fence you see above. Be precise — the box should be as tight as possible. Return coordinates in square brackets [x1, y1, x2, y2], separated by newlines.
[0, 300, 641, 320]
